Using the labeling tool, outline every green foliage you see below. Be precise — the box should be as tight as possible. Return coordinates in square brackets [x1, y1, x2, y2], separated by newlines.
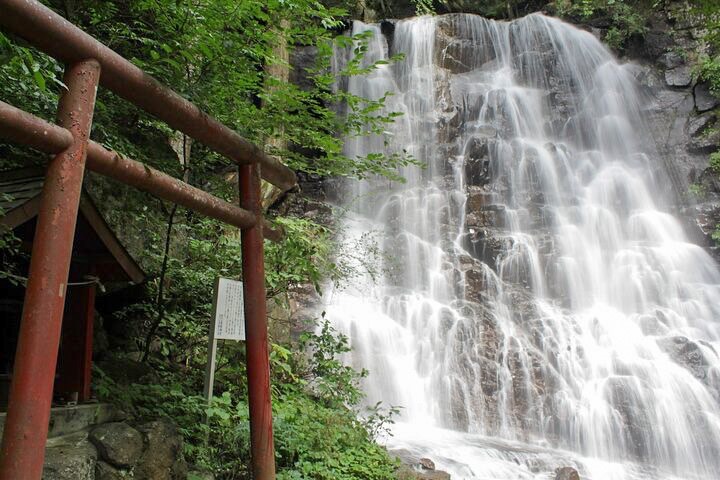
[689, 182, 707, 199]
[95, 320, 399, 480]
[701, 55, 720, 95]
[692, 0, 720, 97]
[710, 151, 720, 173]
[107, 213, 242, 359]
[554, 0, 650, 49]
[0, 1, 411, 478]
[266, 215, 385, 298]
[692, 0, 720, 49]
[412, 0, 437, 15]
[0, 0, 416, 354]
[265, 218, 337, 297]
[712, 225, 720, 244]
[298, 318, 367, 407]
[0, 195, 27, 287]
[698, 1, 720, 98]
[0, 11, 413, 478]
[0, 31, 63, 168]
[95, 367, 252, 477]
[1, 0, 416, 179]
[273, 321, 399, 480]
[274, 395, 397, 480]
[690, 2, 720, 248]
[0, 32, 62, 113]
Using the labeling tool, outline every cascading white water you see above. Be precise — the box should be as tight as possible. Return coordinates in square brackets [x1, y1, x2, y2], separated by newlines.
[326, 13, 720, 480]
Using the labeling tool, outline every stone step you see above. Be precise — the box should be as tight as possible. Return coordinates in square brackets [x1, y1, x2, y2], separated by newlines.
[0, 403, 123, 440]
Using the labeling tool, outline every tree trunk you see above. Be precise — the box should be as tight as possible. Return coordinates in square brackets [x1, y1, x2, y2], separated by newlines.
[142, 133, 192, 361]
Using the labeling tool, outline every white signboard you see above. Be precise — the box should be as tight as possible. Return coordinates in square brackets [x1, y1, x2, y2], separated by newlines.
[204, 278, 245, 403]
[213, 278, 246, 340]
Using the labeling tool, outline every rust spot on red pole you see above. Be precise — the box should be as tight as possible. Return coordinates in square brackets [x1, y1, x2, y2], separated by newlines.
[0, 59, 100, 480]
[240, 163, 276, 480]
[0, 101, 74, 153]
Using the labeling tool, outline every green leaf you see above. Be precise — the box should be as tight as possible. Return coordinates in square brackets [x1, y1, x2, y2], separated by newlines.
[32, 70, 45, 91]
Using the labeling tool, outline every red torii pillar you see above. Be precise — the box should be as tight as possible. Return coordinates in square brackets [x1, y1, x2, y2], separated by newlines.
[239, 163, 276, 480]
[0, 59, 101, 480]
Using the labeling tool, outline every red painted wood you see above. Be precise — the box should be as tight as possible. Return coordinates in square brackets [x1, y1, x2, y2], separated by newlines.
[55, 282, 96, 403]
[0, 59, 100, 480]
[240, 163, 277, 480]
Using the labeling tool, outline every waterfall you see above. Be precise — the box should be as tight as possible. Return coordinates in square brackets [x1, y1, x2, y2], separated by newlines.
[326, 13, 720, 480]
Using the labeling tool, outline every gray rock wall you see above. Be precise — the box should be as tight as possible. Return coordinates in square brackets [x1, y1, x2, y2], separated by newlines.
[42, 418, 188, 480]
[622, 3, 720, 253]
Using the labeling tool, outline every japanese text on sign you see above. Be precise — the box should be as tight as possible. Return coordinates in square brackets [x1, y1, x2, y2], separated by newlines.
[213, 278, 245, 340]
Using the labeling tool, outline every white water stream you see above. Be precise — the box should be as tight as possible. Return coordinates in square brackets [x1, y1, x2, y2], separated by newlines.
[326, 14, 720, 479]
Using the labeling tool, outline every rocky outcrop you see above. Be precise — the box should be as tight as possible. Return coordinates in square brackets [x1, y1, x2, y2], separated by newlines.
[604, 377, 653, 461]
[392, 450, 452, 480]
[622, 3, 720, 251]
[657, 335, 713, 381]
[134, 419, 188, 480]
[89, 422, 144, 468]
[555, 466, 581, 480]
[696, 82, 720, 113]
[43, 434, 97, 480]
[95, 461, 124, 480]
[42, 418, 187, 480]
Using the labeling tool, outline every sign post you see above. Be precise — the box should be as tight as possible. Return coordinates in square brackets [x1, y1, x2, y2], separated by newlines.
[204, 277, 246, 403]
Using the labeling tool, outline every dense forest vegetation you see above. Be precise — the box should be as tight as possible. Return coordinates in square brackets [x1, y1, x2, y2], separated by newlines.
[0, 1, 411, 478]
[0, 1, 719, 479]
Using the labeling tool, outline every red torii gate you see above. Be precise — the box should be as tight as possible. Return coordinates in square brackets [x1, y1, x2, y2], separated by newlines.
[0, 1, 294, 478]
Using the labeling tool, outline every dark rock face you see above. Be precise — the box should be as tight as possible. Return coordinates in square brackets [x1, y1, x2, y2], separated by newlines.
[696, 82, 720, 112]
[393, 450, 452, 480]
[43, 437, 97, 480]
[657, 336, 710, 380]
[134, 419, 188, 480]
[42, 417, 187, 480]
[664, 65, 693, 87]
[95, 461, 123, 480]
[462, 229, 506, 269]
[623, 7, 720, 254]
[434, 15, 492, 74]
[89, 422, 144, 468]
[690, 122, 720, 154]
[419, 457, 436, 470]
[658, 50, 693, 87]
[555, 466, 581, 480]
[464, 264, 488, 301]
[289, 46, 318, 91]
[418, 471, 452, 480]
[688, 112, 716, 138]
[604, 377, 650, 460]
[463, 138, 492, 186]
[466, 188, 494, 212]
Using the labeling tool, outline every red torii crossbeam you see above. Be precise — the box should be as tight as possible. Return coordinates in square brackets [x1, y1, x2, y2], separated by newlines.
[0, 1, 294, 478]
